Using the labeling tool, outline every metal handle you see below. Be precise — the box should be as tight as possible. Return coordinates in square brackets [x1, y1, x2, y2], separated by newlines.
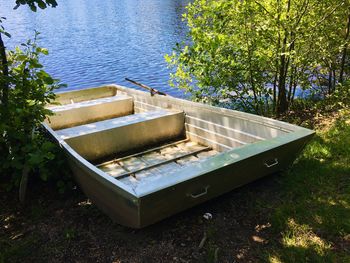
[188, 186, 210, 198]
[264, 158, 279, 168]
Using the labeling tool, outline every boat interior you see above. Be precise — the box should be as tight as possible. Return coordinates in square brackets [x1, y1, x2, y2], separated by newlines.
[45, 86, 291, 189]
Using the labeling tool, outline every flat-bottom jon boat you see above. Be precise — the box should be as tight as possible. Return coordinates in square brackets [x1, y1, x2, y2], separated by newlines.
[43, 84, 314, 228]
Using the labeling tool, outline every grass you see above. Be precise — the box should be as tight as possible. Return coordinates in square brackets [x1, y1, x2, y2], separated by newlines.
[262, 109, 350, 262]
[0, 110, 349, 262]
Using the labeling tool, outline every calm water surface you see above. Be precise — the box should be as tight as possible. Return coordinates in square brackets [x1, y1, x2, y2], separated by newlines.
[1, 0, 190, 96]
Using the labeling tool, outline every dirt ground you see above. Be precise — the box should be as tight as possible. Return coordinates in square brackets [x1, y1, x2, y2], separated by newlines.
[1, 173, 280, 263]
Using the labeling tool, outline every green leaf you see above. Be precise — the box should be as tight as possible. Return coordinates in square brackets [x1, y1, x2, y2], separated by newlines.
[37, 0, 47, 9]
[30, 5, 37, 12]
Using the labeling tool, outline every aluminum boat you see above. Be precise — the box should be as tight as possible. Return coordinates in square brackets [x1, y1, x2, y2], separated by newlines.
[43, 84, 315, 228]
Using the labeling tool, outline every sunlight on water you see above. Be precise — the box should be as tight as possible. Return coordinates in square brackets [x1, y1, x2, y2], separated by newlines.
[0, 0, 191, 97]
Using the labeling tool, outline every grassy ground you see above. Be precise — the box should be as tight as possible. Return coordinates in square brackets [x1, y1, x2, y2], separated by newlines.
[264, 110, 350, 262]
[0, 110, 349, 263]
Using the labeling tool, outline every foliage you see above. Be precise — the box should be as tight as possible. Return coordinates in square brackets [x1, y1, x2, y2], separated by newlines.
[0, 1, 69, 200]
[324, 80, 350, 110]
[14, 0, 57, 12]
[0, 31, 65, 196]
[280, 80, 350, 128]
[166, 0, 350, 116]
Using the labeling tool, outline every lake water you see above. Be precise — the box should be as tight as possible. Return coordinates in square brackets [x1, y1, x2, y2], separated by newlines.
[0, 0, 191, 97]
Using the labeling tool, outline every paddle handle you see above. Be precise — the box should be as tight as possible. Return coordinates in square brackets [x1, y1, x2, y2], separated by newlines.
[125, 78, 167, 96]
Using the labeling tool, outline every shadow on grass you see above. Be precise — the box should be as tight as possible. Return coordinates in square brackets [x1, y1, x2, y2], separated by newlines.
[262, 116, 350, 262]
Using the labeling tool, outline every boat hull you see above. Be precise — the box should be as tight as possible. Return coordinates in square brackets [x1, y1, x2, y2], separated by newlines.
[137, 132, 311, 227]
[66, 152, 140, 228]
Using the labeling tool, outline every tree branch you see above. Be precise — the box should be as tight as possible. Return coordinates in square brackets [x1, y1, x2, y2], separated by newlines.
[0, 33, 9, 106]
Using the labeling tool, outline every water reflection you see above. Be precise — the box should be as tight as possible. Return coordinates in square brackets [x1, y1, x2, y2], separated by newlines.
[0, 0, 191, 97]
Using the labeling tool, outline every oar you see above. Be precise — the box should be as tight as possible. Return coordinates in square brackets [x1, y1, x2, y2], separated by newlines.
[125, 78, 167, 96]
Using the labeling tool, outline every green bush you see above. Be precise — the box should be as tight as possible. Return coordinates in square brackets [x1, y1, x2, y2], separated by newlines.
[0, 31, 69, 200]
[292, 82, 350, 113]
[324, 81, 350, 110]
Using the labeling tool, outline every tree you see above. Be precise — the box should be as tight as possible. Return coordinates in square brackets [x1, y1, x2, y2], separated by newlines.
[0, 1, 61, 202]
[166, 0, 350, 116]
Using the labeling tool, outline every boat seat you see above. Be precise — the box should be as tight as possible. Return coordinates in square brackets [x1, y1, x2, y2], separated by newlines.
[45, 95, 134, 130]
[56, 109, 185, 161]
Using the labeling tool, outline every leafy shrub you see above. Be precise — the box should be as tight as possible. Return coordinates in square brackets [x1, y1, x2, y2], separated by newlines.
[324, 81, 350, 110]
[0, 31, 69, 200]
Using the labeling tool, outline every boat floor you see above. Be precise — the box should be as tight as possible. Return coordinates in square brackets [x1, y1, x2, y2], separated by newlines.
[96, 139, 218, 188]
